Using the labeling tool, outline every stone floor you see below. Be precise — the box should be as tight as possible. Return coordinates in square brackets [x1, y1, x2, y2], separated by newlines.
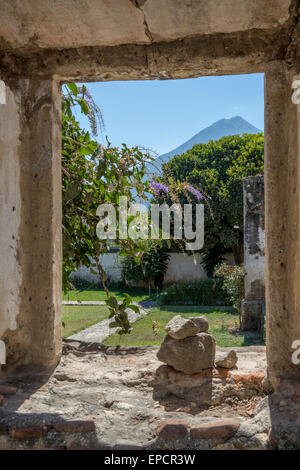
[0, 341, 276, 449]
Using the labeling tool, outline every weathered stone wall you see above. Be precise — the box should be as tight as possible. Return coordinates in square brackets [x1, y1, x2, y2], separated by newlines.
[265, 61, 300, 385]
[0, 0, 292, 50]
[0, 0, 298, 82]
[0, 0, 300, 411]
[0, 83, 22, 342]
[0, 78, 62, 374]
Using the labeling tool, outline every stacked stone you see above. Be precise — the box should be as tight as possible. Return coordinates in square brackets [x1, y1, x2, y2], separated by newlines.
[157, 315, 238, 374]
[157, 315, 216, 374]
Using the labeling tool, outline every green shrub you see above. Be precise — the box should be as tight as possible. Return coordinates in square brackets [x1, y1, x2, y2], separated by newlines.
[214, 263, 245, 323]
[158, 278, 227, 306]
[70, 277, 98, 290]
[122, 256, 144, 284]
[107, 279, 128, 290]
[121, 245, 170, 290]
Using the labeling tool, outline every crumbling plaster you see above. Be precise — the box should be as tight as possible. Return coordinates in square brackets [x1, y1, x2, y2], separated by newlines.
[0, 85, 22, 339]
[0, 78, 62, 373]
[0, 0, 299, 82]
[1, 0, 300, 382]
[0, 0, 292, 51]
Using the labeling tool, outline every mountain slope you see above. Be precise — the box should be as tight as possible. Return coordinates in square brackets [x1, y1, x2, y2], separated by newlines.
[150, 116, 261, 173]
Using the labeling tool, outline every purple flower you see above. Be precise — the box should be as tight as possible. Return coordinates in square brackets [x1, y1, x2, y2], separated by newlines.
[149, 182, 169, 196]
[185, 184, 203, 201]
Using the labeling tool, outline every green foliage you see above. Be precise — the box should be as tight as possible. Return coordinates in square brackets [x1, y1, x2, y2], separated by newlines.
[158, 279, 227, 306]
[121, 244, 170, 290]
[105, 293, 139, 336]
[121, 256, 145, 284]
[70, 278, 99, 290]
[62, 85, 100, 288]
[161, 133, 264, 274]
[62, 83, 154, 335]
[214, 263, 245, 323]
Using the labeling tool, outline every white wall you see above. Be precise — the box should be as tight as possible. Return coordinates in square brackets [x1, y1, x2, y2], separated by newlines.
[70, 253, 122, 285]
[71, 252, 210, 286]
[164, 253, 207, 284]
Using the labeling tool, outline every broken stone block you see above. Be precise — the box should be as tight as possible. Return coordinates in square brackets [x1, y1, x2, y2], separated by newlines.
[215, 350, 238, 369]
[190, 419, 240, 439]
[52, 419, 96, 434]
[11, 426, 47, 439]
[0, 385, 17, 395]
[157, 333, 216, 374]
[188, 316, 208, 333]
[165, 315, 200, 339]
[156, 420, 188, 440]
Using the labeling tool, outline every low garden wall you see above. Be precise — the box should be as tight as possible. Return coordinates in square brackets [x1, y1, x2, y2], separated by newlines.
[71, 251, 238, 290]
[71, 252, 214, 286]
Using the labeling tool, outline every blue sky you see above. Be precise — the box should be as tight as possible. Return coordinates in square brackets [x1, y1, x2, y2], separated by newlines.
[76, 73, 264, 156]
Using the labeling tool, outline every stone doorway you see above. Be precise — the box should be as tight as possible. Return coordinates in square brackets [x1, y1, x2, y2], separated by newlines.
[1, 0, 300, 449]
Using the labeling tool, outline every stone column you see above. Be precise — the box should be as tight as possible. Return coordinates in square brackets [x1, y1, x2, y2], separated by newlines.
[241, 175, 265, 331]
[0, 78, 62, 374]
[265, 61, 300, 387]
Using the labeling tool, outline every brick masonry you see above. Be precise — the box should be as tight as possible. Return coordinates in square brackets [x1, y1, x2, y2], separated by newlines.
[7, 419, 96, 440]
[156, 420, 188, 440]
[190, 419, 240, 439]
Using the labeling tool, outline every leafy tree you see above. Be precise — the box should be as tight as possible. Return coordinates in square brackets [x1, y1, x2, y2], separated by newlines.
[62, 84, 154, 334]
[160, 134, 264, 275]
[62, 84, 99, 289]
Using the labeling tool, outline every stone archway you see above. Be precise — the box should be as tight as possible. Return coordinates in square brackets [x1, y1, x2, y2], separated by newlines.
[1, 0, 300, 447]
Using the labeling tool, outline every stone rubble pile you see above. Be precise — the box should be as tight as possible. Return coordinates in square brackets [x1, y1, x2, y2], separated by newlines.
[157, 315, 237, 374]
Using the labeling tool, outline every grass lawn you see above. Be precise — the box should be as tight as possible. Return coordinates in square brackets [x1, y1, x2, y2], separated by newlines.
[62, 305, 109, 338]
[103, 305, 265, 348]
[63, 287, 150, 303]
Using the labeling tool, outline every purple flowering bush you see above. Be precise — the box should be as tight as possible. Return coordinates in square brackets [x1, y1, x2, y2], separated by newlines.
[184, 184, 204, 201]
[149, 181, 169, 196]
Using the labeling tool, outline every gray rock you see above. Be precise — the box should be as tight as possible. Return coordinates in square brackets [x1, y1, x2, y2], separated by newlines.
[215, 350, 238, 369]
[165, 315, 199, 339]
[236, 406, 271, 438]
[157, 333, 216, 374]
[254, 396, 270, 416]
[188, 316, 209, 333]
